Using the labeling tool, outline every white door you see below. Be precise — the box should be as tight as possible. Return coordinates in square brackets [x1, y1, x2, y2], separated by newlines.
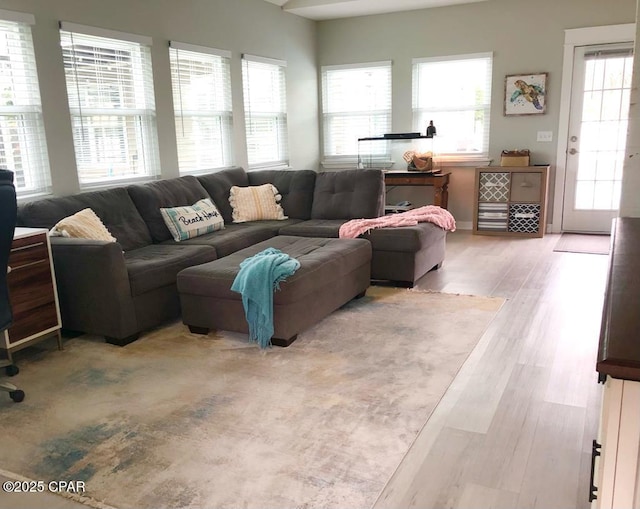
[562, 43, 633, 232]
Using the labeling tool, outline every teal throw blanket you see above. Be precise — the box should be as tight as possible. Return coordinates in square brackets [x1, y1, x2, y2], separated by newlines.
[231, 248, 300, 349]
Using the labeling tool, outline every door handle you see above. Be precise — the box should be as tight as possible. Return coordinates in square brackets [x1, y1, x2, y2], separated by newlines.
[590, 439, 601, 502]
[568, 148, 578, 155]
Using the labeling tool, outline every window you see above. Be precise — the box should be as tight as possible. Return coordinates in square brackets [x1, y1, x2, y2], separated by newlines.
[169, 42, 233, 174]
[413, 53, 493, 158]
[0, 10, 51, 197]
[60, 22, 160, 187]
[242, 55, 287, 168]
[321, 61, 392, 165]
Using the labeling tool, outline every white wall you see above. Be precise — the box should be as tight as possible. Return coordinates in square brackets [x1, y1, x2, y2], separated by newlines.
[317, 0, 636, 227]
[0, 0, 319, 197]
[621, 0, 640, 217]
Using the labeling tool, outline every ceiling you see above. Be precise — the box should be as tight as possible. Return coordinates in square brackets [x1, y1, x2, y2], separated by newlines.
[263, 0, 487, 20]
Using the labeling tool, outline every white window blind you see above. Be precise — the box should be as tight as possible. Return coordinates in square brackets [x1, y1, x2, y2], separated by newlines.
[322, 61, 392, 164]
[242, 55, 288, 168]
[170, 42, 233, 174]
[60, 23, 160, 187]
[413, 53, 493, 158]
[0, 13, 52, 197]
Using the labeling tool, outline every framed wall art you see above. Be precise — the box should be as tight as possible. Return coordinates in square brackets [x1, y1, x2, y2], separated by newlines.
[504, 73, 547, 115]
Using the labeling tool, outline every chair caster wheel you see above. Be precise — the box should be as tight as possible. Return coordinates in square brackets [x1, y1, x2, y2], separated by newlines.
[5, 365, 18, 377]
[9, 390, 24, 402]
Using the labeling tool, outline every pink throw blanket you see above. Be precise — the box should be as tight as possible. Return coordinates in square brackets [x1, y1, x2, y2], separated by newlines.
[339, 206, 456, 239]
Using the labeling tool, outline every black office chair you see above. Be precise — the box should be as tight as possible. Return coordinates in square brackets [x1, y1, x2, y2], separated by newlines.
[0, 169, 24, 402]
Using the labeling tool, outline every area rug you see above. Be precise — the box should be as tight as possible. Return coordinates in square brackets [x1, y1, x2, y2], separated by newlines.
[553, 233, 611, 255]
[0, 287, 503, 509]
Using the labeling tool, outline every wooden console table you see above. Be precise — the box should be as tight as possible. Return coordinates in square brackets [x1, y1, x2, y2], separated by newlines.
[383, 171, 450, 209]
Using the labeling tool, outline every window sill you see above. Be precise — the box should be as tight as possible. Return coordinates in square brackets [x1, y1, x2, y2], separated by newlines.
[79, 175, 160, 192]
[248, 163, 291, 171]
[179, 166, 237, 177]
[321, 160, 358, 170]
[322, 159, 395, 170]
[17, 190, 53, 204]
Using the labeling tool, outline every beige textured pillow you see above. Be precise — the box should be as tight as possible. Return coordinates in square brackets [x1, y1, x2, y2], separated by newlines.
[52, 208, 117, 242]
[229, 184, 287, 223]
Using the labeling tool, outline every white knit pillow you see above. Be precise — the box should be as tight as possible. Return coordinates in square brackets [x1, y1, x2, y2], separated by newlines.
[229, 184, 287, 223]
[51, 208, 116, 242]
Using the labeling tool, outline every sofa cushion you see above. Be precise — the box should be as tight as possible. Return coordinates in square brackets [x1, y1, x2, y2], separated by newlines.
[247, 169, 316, 219]
[161, 224, 276, 258]
[125, 244, 217, 296]
[17, 187, 152, 251]
[278, 219, 346, 238]
[311, 169, 385, 220]
[364, 222, 447, 253]
[160, 199, 224, 242]
[197, 167, 249, 224]
[178, 236, 371, 304]
[229, 184, 287, 222]
[240, 218, 303, 235]
[127, 175, 210, 243]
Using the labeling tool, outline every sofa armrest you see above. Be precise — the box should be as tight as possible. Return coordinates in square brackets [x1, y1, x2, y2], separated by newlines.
[50, 237, 138, 339]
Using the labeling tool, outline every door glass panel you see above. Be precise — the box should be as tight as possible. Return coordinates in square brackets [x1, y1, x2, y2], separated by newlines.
[575, 49, 632, 211]
[593, 181, 614, 209]
[577, 153, 597, 180]
[615, 153, 625, 180]
[576, 181, 595, 209]
[582, 91, 602, 121]
[605, 58, 625, 88]
[601, 90, 622, 120]
[596, 153, 616, 180]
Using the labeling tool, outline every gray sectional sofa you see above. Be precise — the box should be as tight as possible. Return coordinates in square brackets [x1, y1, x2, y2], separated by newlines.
[17, 167, 447, 345]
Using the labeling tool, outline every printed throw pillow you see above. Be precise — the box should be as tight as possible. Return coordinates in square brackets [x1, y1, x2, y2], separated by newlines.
[160, 198, 224, 242]
[229, 184, 287, 223]
[51, 208, 117, 243]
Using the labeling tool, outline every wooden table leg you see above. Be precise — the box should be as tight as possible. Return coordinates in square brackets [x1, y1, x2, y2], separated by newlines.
[434, 181, 449, 209]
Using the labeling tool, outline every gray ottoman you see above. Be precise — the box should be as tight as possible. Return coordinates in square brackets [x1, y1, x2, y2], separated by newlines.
[177, 236, 371, 347]
[365, 222, 447, 287]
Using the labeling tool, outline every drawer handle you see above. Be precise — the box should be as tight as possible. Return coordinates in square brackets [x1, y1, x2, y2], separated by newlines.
[514, 213, 535, 219]
[11, 241, 44, 253]
[590, 439, 601, 502]
[9, 259, 47, 271]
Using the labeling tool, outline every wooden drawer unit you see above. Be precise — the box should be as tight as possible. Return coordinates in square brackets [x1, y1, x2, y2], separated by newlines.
[3, 228, 62, 358]
[473, 166, 549, 238]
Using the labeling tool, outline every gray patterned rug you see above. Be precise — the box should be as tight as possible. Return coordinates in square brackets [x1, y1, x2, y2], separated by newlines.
[0, 287, 503, 509]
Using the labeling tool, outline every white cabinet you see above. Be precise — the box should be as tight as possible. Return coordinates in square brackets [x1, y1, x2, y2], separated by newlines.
[592, 377, 640, 508]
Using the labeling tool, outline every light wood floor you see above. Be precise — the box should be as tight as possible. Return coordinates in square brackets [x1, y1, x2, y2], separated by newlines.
[376, 231, 608, 509]
[0, 231, 608, 509]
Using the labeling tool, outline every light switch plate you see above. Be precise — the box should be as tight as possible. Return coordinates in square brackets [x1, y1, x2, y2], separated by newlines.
[537, 131, 553, 142]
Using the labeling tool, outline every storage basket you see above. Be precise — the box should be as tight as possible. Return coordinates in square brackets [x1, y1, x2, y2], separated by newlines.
[501, 150, 530, 167]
